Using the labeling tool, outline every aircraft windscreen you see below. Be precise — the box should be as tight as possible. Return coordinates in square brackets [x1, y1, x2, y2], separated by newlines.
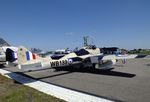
[74, 49, 89, 56]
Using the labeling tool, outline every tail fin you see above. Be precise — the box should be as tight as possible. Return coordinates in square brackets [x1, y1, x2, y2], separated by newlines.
[17, 46, 42, 64]
[6, 48, 17, 62]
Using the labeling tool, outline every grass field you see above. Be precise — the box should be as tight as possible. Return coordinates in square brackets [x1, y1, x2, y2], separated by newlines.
[0, 74, 65, 102]
[128, 50, 150, 55]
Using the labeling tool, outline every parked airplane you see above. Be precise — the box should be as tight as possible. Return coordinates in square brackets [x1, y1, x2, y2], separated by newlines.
[6, 46, 139, 72]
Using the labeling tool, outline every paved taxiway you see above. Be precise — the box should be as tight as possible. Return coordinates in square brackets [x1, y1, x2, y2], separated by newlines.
[3, 58, 150, 102]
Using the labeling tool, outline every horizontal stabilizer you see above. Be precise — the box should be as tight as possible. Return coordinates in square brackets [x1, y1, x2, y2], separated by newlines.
[18, 62, 42, 72]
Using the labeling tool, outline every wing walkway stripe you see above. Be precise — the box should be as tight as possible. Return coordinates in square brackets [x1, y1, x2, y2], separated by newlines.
[0, 69, 114, 102]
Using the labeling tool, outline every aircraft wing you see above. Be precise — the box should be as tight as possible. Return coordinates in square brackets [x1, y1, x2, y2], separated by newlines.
[99, 54, 150, 62]
[102, 54, 138, 60]
[102, 54, 149, 60]
[89, 54, 147, 63]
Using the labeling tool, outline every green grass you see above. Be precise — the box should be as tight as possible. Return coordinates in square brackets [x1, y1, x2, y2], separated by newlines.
[139, 51, 150, 55]
[128, 50, 150, 55]
[0, 74, 65, 102]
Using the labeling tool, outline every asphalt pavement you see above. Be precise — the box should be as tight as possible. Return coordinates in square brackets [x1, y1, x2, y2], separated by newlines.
[3, 59, 150, 102]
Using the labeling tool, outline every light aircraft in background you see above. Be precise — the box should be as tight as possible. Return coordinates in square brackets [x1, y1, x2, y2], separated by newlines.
[5, 45, 140, 72]
[0, 46, 18, 64]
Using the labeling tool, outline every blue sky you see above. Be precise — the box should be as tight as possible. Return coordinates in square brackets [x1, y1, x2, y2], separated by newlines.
[0, 0, 150, 50]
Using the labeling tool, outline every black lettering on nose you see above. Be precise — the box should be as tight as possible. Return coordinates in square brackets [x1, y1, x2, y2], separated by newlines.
[50, 62, 56, 67]
[56, 61, 59, 67]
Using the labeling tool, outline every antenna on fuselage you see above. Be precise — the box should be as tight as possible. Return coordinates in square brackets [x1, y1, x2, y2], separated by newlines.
[83, 36, 89, 47]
